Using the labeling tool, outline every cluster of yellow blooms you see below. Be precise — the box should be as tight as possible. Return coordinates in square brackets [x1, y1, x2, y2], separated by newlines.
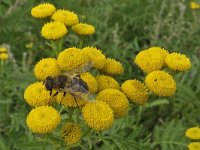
[0, 47, 9, 60]
[135, 47, 191, 97]
[190, 1, 200, 10]
[185, 127, 200, 150]
[25, 3, 192, 146]
[31, 3, 94, 40]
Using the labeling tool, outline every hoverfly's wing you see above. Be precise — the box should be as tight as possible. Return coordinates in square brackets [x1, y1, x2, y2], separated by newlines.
[62, 61, 93, 75]
[70, 90, 89, 101]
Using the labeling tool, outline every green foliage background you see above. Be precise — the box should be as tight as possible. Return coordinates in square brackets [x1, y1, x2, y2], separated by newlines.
[0, 0, 200, 149]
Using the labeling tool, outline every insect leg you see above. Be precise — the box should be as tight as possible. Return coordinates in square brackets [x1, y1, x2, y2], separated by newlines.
[59, 92, 66, 105]
[53, 91, 59, 97]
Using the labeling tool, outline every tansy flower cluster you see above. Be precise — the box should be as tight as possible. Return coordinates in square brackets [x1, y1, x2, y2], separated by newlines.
[190, 2, 200, 10]
[134, 46, 191, 97]
[26, 2, 192, 146]
[185, 127, 200, 150]
[31, 3, 95, 41]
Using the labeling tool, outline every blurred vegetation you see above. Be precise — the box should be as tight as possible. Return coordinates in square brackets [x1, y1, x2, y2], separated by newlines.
[0, 0, 200, 149]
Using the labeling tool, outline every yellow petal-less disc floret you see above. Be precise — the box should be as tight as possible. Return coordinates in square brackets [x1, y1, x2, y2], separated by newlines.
[121, 80, 149, 105]
[145, 71, 176, 96]
[165, 52, 191, 72]
[51, 9, 79, 26]
[41, 21, 67, 40]
[31, 3, 56, 19]
[190, 2, 200, 9]
[82, 47, 106, 69]
[185, 127, 200, 140]
[188, 142, 200, 150]
[135, 47, 169, 73]
[72, 23, 95, 35]
[82, 101, 114, 131]
[0, 47, 7, 52]
[96, 89, 129, 118]
[95, 75, 120, 92]
[102, 58, 124, 75]
[81, 72, 98, 93]
[61, 122, 82, 145]
[57, 47, 89, 71]
[34, 58, 60, 81]
[24, 82, 54, 107]
[56, 93, 87, 108]
[26, 106, 61, 134]
[0, 53, 8, 60]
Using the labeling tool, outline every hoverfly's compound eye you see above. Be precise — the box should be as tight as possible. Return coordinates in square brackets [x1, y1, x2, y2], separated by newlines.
[45, 76, 54, 92]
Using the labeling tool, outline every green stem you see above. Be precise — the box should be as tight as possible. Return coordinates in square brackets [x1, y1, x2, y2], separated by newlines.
[59, 106, 65, 114]
[75, 109, 80, 123]
[82, 127, 93, 138]
[136, 106, 143, 125]
[79, 36, 85, 48]
[0, 60, 4, 76]
[67, 108, 74, 122]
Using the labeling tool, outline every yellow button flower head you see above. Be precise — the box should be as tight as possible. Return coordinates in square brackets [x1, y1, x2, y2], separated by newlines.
[96, 89, 129, 118]
[34, 58, 60, 81]
[72, 23, 95, 35]
[24, 82, 54, 107]
[185, 127, 200, 140]
[61, 122, 82, 145]
[82, 101, 114, 131]
[81, 72, 98, 93]
[95, 75, 120, 92]
[188, 142, 200, 150]
[0, 47, 7, 52]
[31, 3, 56, 19]
[165, 52, 191, 72]
[0, 53, 8, 60]
[26, 106, 61, 134]
[145, 71, 176, 96]
[51, 9, 79, 26]
[41, 21, 67, 40]
[121, 80, 149, 105]
[190, 2, 200, 10]
[135, 47, 169, 73]
[82, 47, 106, 69]
[57, 47, 89, 71]
[102, 58, 124, 75]
[56, 93, 87, 108]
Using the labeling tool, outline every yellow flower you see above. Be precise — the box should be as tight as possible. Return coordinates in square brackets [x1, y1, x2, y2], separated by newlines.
[34, 58, 60, 81]
[26, 106, 61, 134]
[190, 2, 200, 10]
[57, 47, 89, 71]
[165, 52, 191, 72]
[24, 82, 55, 107]
[72, 23, 95, 35]
[0, 47, 7, 52]
[25, 42, 33, 49]
[41, 21, 67, 40]
[61, 122, 82, 145]
[135, 47, 169, 73]
[121, 80, 149, 105]
[31, 3, 56, 19]
[102, 58, 124, 75]
[95, 75, 120, 92]
[96, 89, 129, 118]
[82, 101, 114, 131]
[51, 9, 79, 26]
[145, 71, 176, 96]
[0, 53, 8, 60]
[188, 142, 200, 150]
[56, 93, 87, 108]
[82, 47, 106, 69]
[81, 72, 98, 93]
[185, 127, 200, 140]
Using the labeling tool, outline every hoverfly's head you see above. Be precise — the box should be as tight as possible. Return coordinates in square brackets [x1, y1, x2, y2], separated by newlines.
[44, 76, 54, 92]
